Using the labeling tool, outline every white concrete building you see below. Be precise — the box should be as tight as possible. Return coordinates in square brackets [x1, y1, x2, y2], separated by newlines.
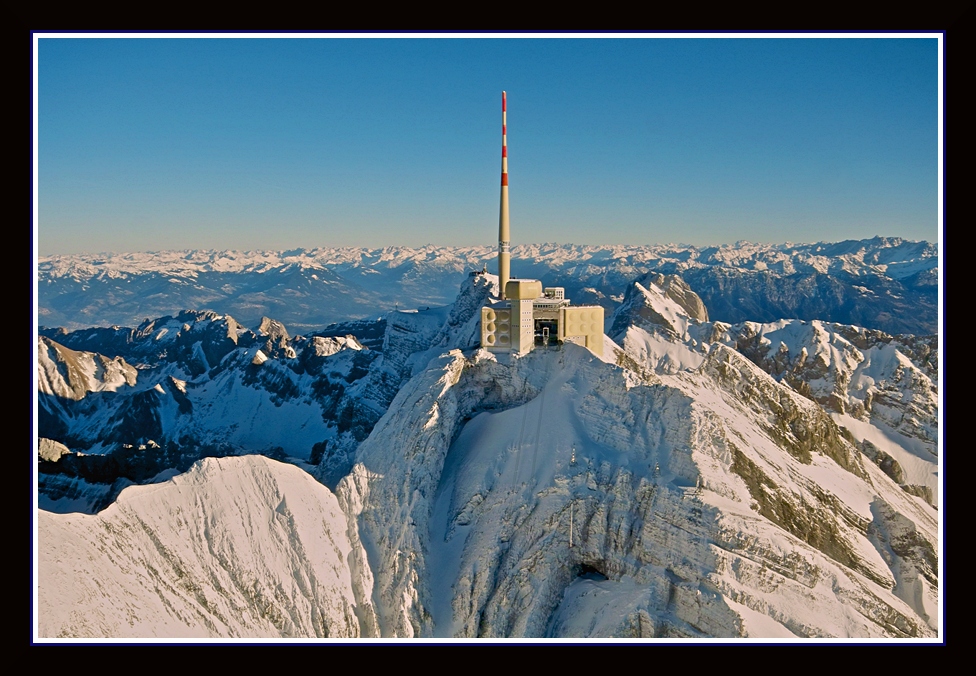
[481, 280, 604, 357]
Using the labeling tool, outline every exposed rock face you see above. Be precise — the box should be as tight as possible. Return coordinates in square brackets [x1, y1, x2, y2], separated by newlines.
[315, 318, 387, 351]
[38, 336, 138, 401]
[38, 456, 378, 638]
[257, 316, 295, 359]
[39, 310, 257, 378]
[711, 320, 938, 506]
[38, 438, 70, 463]
[38, 311, 366, 487]
[722, 321, 937, 440]
[258, 316, 290, 342]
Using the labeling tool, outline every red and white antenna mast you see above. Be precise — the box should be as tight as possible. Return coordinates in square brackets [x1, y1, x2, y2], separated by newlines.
[498, 91, 511, 299]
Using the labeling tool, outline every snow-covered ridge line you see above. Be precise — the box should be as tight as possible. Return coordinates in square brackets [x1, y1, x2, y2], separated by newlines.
[39, 237, 936, 280]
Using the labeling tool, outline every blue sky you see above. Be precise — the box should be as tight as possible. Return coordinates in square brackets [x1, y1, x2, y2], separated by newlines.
[35, 34, 940, 255]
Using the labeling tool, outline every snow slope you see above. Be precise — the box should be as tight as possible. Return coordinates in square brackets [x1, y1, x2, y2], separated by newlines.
[38, 455, 377, 638]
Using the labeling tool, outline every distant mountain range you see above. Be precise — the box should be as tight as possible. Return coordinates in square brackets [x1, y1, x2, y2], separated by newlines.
[38, 236, 938, 336]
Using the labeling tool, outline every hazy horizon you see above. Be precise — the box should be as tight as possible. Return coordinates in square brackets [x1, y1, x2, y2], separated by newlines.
[36, 234, 939, 260]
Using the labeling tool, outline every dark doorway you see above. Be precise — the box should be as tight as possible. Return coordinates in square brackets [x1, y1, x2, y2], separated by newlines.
[535, 319, 558, 346]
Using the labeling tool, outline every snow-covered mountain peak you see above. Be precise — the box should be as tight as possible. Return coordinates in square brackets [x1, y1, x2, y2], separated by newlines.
[609, 273, 708, 342]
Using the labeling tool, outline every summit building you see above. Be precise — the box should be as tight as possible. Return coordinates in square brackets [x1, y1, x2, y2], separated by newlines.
[479, 92, 604, 358]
